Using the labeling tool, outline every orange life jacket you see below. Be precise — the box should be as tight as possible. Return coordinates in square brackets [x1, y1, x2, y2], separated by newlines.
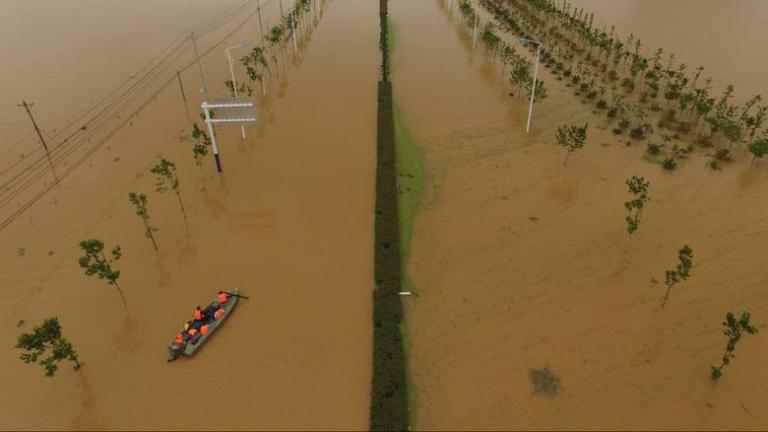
[175, 334, 184, 344]
[217, 293, 228, 304]
[194, 309, 203, 320]
[215, 308, 225, 320]
[200, 324, 209, 336]
[188, 328, 199, 336]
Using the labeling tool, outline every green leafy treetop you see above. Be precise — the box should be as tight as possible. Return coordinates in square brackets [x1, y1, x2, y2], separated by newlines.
[624, 175, 650, 234]
[78, 239, 126, 311]
[16, 318, 81, 377]
[191, 123, 211, 166]
[711, 311, 758, 380]
[748, 135, 768, 164]
[150, 158, 186, 217]
[661, 245, 693, 307]
[556, 123, 589, 165]
[128, 192, 158, 250]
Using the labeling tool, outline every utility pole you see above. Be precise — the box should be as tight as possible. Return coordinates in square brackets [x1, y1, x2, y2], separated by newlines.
[279, 0, 284, 18]
[18, 100, 59, 184]
[257, 5, 265, 43]
[19, 100, 48, 152]
[190, 31, 210, 100]
[176, 70, 192, 124]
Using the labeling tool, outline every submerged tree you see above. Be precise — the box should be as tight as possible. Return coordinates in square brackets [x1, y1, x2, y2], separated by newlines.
[711, 311, 758, 380]
[128, 192, 158, 250]
[527, 79, 548, 103]
[748, 135, 768, 164]
[150, 159, 186, 218]
[190, 123, 211, 167]
[661, 245, 693, 307]
[509, 57, 533, 99]
[555, 123, 588, 165]
[16, 317, 81, 377]
[624, 176, 650, 234]
[225, 80, 253, 97]
[241, 46, 270, 95]
[78, 239, 126, 311]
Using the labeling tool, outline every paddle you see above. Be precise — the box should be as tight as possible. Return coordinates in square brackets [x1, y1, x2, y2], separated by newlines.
[225, 290, 249, 300]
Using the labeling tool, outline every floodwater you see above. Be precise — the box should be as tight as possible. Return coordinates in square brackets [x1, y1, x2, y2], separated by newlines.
[0, 0, 378, 429]
[568, 0, 768, 100]
[392, 0, 768, 429]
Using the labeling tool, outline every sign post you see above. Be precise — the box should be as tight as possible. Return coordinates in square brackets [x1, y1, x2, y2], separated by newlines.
[200, 98, 259, 173]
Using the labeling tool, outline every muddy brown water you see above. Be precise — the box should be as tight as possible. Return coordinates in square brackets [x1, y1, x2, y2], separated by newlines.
[3, 0, 768, 429]
[567, 0, 768, 100]
[392, 0, 768, 429]
[0, 0, 377, 429]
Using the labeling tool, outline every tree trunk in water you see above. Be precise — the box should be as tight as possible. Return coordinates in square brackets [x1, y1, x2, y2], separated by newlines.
[662, 283, 673, 307]
[114, 282, 128, 313]
[144, 219, 158, 251]
[175, 191, 186, 219]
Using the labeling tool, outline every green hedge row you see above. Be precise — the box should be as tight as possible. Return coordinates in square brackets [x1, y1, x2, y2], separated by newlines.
[370, 1, 409, 429]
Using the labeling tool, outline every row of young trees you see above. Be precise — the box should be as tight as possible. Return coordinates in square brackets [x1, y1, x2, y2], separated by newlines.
[481, 0, 768, 168]
[128, 159, 187, 251]
[550, 122, 756, 379]
[227, 0, 322, 99]
[15, 1, 329, 379]
[15, 148, 195, 376]
[456, 0, 547, 105]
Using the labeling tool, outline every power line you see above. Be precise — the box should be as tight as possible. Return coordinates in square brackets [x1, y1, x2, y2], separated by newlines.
[0, 2, 265, 231]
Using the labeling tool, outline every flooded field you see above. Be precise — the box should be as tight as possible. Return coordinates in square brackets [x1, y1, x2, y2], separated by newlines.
[0, 0, 377, 429]
[2, 0, 767, 429]
[392, 0, 768, 429]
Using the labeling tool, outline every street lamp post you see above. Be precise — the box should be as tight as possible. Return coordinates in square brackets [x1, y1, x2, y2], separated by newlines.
[225, 41, 251, 139]
[520, 37, 542, 133]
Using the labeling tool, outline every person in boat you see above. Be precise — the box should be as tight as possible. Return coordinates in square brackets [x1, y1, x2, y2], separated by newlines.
[168, 333, 187, 361]
[194, 306, 204, 322]
[186, 318, 203, 331]
[187, 326, 201, 344]
[217, 291, 230, 306]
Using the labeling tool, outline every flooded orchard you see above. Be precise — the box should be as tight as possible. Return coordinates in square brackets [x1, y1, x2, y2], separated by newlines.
[567, 0, 768, 99]
[2, 0, 768, 429]
[0, 0, 377, 429]
[390, 0, 768, 430]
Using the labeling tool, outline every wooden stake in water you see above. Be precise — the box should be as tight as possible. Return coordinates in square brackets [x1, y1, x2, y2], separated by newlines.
[257, 6, 265, 43]
[190, 31, 210, 100]
[18, 100, 59, 185]
[176, 70, 192, 124]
